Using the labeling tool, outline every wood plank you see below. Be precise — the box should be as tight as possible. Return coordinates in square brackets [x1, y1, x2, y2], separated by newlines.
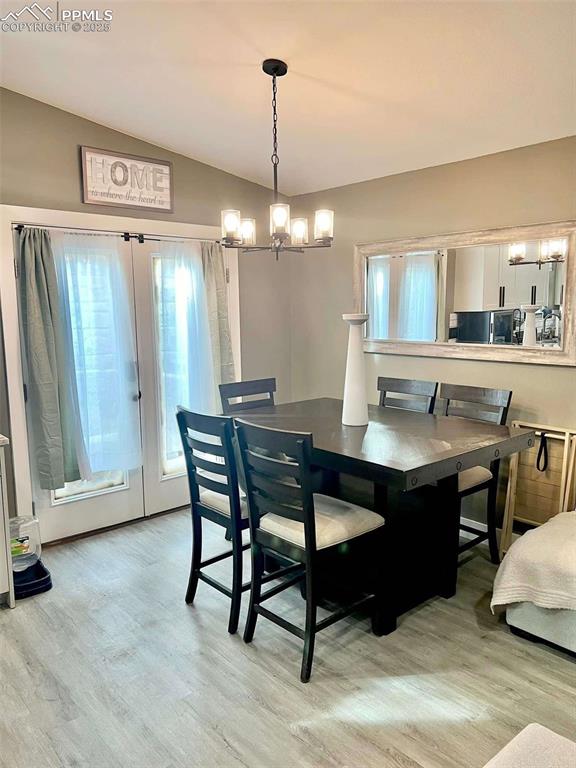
[517, 463, 563, 486]
[515, 478, 562, 502]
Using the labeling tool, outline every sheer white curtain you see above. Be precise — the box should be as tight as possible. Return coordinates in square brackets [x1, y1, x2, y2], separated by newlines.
[397, 252, 438, 341]
[153, 240, 216, 471]
[51, 232, 141, 474]
[367, 256, 391, 339]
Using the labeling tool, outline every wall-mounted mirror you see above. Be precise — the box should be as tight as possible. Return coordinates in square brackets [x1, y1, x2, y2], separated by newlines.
[355, 222, 575, 366]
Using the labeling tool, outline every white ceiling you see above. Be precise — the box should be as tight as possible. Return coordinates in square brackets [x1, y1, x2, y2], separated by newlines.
[1, 0, 575, 195]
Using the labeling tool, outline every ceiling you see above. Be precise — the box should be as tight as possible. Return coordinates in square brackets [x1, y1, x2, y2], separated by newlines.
[1, 0, 575, 195]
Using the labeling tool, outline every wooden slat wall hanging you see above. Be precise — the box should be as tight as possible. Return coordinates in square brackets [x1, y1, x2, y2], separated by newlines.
[501, 421, 576, 557]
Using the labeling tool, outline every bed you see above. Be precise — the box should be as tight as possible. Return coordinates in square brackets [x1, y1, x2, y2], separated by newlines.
[491, 511, 576, 653]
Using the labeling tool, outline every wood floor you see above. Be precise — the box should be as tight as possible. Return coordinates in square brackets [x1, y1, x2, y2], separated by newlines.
[1, 509, 574, 768]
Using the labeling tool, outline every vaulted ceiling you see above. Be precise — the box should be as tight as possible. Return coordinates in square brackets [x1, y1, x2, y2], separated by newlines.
[1, 0, 574, 195]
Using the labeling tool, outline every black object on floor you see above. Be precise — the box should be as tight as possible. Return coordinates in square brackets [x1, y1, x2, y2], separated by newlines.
[13, 560, 52, 599]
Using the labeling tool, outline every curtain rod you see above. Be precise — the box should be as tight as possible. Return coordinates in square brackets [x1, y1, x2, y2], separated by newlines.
[12, 223, 218, 244]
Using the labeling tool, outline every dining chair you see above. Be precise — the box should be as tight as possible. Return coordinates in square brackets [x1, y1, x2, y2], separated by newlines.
[440, 383, 513, 564]
[219, 378, 276, 415]
[377, 376, 439, 414]
[176, 407, 251, 634]
[235, 418, 386, 683]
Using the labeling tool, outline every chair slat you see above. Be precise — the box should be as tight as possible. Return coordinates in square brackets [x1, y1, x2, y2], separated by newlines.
[440, 383, 512, 425]
[219, 378, 276, 415]
[244, 449, 301, 479]
[377, 377, 438, 414]
[251, 472, 301, 503]
[223, 398, 274, 413]
[186, 435, 226, 457]
[253, 492, 304, 522]
[190, 453, 227, 476]
[382, 397, 429, 413]
[446, 405, 501, 424]
[237, 419, 309, 457]
[194, 472, 230, 496]
[441, 383, 511, 409]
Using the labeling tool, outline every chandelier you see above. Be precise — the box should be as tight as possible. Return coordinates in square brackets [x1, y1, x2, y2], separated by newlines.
[220, 59, 334, 259]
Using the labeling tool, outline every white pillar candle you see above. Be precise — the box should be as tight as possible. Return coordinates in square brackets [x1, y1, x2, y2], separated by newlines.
[521, 304, 539, 347]
[342, 313, 369, 426]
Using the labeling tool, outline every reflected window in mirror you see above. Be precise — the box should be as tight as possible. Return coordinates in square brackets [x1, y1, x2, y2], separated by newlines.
[367, 251, 440, 342]
[365, 237, 567, 349]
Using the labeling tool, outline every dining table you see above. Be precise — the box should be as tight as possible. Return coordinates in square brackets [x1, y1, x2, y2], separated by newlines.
[237, 397, 535, 634]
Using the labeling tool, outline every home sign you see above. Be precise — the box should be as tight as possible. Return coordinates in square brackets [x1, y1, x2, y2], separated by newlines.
[81, 146, 173, 212]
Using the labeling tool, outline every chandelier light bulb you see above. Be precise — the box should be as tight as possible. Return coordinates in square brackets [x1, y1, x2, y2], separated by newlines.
[291, 218, 309, 245]
[270, 203, 291, 237]
[221, 209, 242, 243]
[314, 209, 334, 242]
[273, 207, 288, 226]
[241, 218, 256, 246]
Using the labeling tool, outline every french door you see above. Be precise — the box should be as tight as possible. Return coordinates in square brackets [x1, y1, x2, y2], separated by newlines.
[28, 230, 219, 541]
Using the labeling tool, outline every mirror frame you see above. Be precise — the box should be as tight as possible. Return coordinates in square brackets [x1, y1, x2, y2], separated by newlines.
[354, 220, 576, 366]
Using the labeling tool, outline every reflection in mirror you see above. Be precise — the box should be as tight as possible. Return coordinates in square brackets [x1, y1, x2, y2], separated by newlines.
[366, 237, 567, 349]
[367, 251, 439, 341]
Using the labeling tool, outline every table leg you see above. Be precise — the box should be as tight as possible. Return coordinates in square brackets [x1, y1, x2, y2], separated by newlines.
[436, 473, 461, 599]
[372, 483, 398, 635]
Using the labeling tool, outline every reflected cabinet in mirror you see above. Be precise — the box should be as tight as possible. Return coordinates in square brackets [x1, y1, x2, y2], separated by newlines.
[354, 221, 576, 366]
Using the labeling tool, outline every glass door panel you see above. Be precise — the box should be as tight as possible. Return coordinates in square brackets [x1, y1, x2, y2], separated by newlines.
[133, 238, 216, 515]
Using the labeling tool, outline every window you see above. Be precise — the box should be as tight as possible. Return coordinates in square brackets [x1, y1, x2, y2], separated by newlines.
[366, 251, 439, 342]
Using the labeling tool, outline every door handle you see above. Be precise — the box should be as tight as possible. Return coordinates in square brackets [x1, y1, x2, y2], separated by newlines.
[133, 390, 142, 401]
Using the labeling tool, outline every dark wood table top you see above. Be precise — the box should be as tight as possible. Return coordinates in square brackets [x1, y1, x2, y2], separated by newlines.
[237, 397, 535, 491]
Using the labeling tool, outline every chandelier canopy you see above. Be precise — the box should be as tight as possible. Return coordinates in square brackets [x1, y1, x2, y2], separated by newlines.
[220, 59, 334, 259]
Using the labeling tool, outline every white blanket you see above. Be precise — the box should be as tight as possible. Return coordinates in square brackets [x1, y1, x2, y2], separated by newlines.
[491, 511, 576, 612]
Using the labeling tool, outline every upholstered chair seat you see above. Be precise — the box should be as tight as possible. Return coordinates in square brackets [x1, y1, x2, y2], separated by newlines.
[458, 465, 493, 493]
[260, 493, 384, 550]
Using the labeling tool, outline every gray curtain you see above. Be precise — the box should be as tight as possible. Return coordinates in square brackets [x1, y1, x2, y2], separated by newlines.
[18, 228, 80, 489]
[201, 241, 235, 389]
[436, 250, 448, 343]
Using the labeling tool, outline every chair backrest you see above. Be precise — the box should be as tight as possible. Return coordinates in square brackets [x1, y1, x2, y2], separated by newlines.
[440, 383, 512, 425]
[219, 378, 277, 415]
[377, 376, 438, 414]
[234, 419, 317, 552]
[176, 407, 242, 521]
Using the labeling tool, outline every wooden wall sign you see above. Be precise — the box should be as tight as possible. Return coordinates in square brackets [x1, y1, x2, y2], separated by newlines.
[81, 146, 173, 212]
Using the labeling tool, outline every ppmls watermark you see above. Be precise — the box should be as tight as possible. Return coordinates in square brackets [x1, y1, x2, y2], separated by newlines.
[0, 3, 114, 32]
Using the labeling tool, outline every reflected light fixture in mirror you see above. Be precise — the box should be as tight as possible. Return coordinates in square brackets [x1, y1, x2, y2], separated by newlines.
[508, 242, 526, 264]
[540, 238, 567, 262]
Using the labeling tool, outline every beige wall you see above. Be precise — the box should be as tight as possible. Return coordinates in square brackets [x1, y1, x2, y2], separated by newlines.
[289, 137, 576, 429]
[1, 89, 575, 430]
[0, 88, 292, 402]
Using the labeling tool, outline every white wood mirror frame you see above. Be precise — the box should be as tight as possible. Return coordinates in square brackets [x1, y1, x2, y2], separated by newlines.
[354, 220, 576, 366]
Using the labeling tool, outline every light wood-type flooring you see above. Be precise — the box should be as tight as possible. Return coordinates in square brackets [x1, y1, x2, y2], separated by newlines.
[1, 509, 574, 768]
